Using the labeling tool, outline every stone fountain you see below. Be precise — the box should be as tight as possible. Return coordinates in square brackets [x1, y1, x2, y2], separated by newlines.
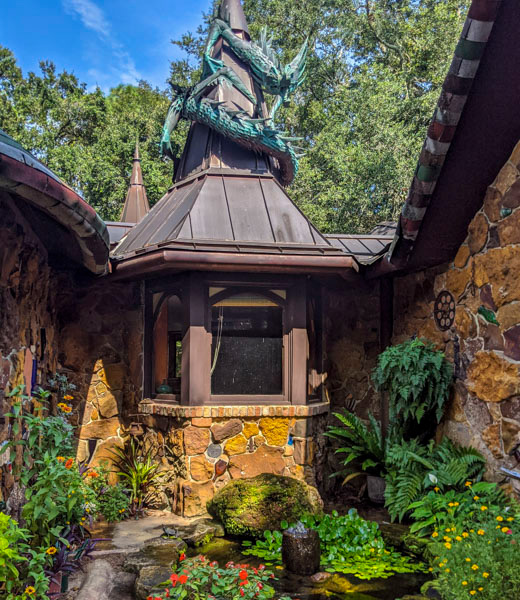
[281, 521, 321, 576]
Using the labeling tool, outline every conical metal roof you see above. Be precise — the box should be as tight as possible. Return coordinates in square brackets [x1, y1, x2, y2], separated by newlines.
[121, 143, 150, 223]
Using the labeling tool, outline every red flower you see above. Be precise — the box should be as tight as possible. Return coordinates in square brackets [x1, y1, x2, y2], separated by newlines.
[240, 589, 245, 597]
[179, 575, 188, 584]
[239, 580, 249, 586]
[170, 574, 178, 584]
[179, 553, 186, 561]
[506, 529, 513, 535]
[65, 458, 74, 469]
[239, 570, 248, 580]
[165, 591, 170, 598]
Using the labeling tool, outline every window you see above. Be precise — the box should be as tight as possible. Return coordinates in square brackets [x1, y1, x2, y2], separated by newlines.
[152, 292, 183, 396]
[210, 291, 284, 396]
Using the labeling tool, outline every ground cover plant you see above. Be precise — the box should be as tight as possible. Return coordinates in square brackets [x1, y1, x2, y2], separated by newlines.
[0, 384, 131, 597]
[242, 509, 424, 579]
[147, 555, 292, 600]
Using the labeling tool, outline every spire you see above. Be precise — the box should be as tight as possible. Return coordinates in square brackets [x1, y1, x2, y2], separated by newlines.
[121, 142, 150, 223]
[220, 0, 249, 38]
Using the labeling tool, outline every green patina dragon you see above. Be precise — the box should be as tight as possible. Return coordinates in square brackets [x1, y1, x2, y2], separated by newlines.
[160, 2, 307, 186]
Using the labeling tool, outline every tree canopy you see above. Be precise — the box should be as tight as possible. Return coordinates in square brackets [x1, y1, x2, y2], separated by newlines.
[0, 0, 468, 231]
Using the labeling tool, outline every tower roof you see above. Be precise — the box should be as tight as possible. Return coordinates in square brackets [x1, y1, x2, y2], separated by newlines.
[121, 143, 150, 223]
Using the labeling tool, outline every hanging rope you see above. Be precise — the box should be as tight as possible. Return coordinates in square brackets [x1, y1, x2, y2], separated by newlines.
[210, 305, 224, 376]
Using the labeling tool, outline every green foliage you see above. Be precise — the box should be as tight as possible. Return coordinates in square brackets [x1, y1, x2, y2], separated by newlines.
[427, 516, 520, 599]
[109, 439, 159, 514]
[242, 528, 284, 564]
[150, 555, 290, 600]
[408, 482, 512, 537]
[241, 510, 424, 580]
[372, 338, 453, 426]
[384, 438, 486, 522]
[0, 513, 49, 599]
[326, 410, 399, 478]
[0, 47, 176, 221]
[84, 464, 130, 523]
[171, 0, 469, 233]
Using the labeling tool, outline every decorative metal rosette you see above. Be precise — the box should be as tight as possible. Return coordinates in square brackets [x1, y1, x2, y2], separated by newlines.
[434, 291, 455, 331]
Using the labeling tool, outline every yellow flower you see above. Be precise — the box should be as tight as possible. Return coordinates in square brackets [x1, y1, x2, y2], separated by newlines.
[432, 532, 439, 538]
[501, 526, 510, 533]
[24, 587, 36, 595]
[465, 481, 472, 487]
[478, 587, 483, 591]
[454, 502, 460, 507]
[473, 496, 480, 501]
[470, 591, 476, 596]
[496, 516, 504, 522]
[443, 536, 451, 542]
[472, 565, 479, 571]
[455, 536, 462, 541]
[483, 572, 490, 578]
[462, 532, 469, 538]
[434, 486, 440, 492]
[46, 547, 57, 555]
[465, 558, 471, 562]
[477, 529, 485, 536]
[57, 456, 65, 462]
[275, 566, 283, 570]
[462, 581, 468, 586]
[445, 568, 450, 573]
[428, 567, 433, 572]
[507, 517, 514, 522]
[448, 502, 454, 507]
[470, 529, 475, 533]
[444, 542, 452, 549]
[480, 505, 488, 511]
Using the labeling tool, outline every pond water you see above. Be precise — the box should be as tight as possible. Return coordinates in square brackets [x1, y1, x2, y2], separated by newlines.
[182, 538, 427, 600]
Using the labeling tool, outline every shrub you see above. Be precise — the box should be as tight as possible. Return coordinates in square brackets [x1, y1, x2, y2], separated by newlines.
[0, 512, 49, 600]
[427, 515, 520, 599]
[147, 555, 291, 600]
[384, 438, 485, 521]
[372, 338, 452, 429]
[409, 481, 513, 537]
[84, 464, 130, 522]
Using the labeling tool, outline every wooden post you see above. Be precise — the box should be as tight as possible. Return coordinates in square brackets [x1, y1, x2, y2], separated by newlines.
[288, 280, 308, 405]
[181, 273, 211, 405]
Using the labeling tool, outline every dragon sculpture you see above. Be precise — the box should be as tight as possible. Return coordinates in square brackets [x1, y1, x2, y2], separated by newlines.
[160, 2, 307, 186]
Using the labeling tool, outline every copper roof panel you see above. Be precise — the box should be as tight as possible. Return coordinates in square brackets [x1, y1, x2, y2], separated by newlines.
[223, 176, 276, 242]
[188, 176, 234, 240]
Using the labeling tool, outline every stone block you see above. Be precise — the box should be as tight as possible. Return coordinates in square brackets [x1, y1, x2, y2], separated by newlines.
[467, 351, 520, 402]
[502, 418, 520, 454]
[497, 302, 520, 331]
[502, 178, 520, 209]
[497, 209, 520, 246]
[504, 325, 520, 361]
[180, 480, 215, 517]
[211, 419, 242, 442]
[259, 417, 289, 447]
[79, 417, 121, 440]
[464, 395, 491, 428]
[473, 246, 520, 307]
[224, 434, 248, 456]
[481, 423, 503, 458]
[206, 443, 222, 459]
[453, 244, 470, 268]
[184, 426, 210, 456]
[293, 438, 315, 466]
[494, 161, 519, 195]
[500, 396, 520, 420]
[242, 422, 259, 438]
[192, 417, 212, 427]
[467, 213, 489, 255]
[228, 444, 285, 479]
[292, 419, 310, 438]
[190, 455, 214, 482]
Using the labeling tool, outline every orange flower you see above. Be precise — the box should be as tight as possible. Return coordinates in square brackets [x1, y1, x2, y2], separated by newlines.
[63, 395, 74, 401]
[87, 471, 99, 478]
[178, 574, 188, 584]
[65, 458, 74, 469]
[46, 546, 57, 555]
[62, 405, 72, 413]
[57, 456, 65, 462]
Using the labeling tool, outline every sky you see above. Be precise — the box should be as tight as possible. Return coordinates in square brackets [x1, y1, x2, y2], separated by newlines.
[1, 0, 212, 92]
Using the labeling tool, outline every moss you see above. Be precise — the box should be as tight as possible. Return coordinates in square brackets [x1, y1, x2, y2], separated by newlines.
[206, 473, 322, 538]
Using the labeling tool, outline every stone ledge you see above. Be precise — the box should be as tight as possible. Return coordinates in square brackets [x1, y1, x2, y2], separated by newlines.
[138, 401, 329, 418]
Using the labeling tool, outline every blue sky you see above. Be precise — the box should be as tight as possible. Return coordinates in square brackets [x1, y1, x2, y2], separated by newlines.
[2, 0, 211, 92]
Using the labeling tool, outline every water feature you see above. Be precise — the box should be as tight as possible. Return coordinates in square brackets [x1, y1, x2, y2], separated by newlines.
[282, 521, 321, 575]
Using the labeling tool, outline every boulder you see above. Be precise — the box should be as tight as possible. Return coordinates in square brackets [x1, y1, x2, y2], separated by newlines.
[207, 473, 323, 538]
[76, 559, 114, 600]
[135, 565, 172, 600]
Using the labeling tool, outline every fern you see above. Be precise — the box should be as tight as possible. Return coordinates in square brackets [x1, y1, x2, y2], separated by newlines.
[384, 438, 486, 522]
[372, 338, 453, 427]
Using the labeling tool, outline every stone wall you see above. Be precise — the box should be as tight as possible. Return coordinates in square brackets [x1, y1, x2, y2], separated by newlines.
[55, 277, 143, 470]
[0, 193, 60, 506]
[393, 140, 520, 480]
[137, 402, 329, 517]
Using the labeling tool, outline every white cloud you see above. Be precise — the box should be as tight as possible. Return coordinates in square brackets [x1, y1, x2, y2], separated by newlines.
[63, 0, 141, 86]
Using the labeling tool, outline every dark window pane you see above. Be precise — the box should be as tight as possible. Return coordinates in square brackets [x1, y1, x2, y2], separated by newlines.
[211, 304, 283, 395]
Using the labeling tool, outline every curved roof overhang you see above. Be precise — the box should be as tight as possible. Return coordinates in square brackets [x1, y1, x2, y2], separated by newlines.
[109, 247, 358, 281]
[0, 135, 109, 275]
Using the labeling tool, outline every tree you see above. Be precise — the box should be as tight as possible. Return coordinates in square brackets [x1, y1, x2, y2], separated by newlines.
[169, 0, 469, 232]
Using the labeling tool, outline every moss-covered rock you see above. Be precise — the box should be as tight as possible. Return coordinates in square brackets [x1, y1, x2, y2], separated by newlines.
[206, 473, 323, 538]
